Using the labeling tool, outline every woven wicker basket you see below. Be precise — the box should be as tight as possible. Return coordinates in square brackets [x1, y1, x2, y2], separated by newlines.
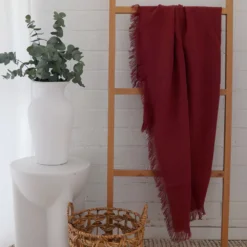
[67, 203, 148, 247]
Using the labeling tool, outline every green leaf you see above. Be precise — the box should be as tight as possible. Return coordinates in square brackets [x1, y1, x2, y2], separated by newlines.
[53, 12, 60, 20]
[20, 63, 27, 70]
[45, 45, 61, 61]
[47, 36, 66, 50]
[4, 57, 10, 65]
[24, 68, 37, 80]
[0, 53, 5, 63]
[2, 73, 11, 79]
[28, 24, 36, 29]
[8, 69, 17, 79]
[28, 21, 35, 27]
[27, 44, 45, 57]
[51, 61, 62, 74]
[47, 36, 58, 45]
[25, 15, 31, 24]
[32, 33, 44, 37]
[59, 12, 66, 18]
[51, 27, 63, 37]
[37, 60, 47, 69]
[72, 75, 84, 87]
[74, 54, 82, 61]
[72, 61, 84, 86]
[34, 28, 41, 31]
[49, 75, 59, 81]
[65, 51, 72, 60]
[54, 12, 66, 20]
[31, 39, 41, 43]
[74, 62, 83, 73]
[5, 69, 23, 79]
[17, 69, 23, 76]
[67, 45, 75, 53]
[62, 68, 69, 79]
[0, 52, 17, 65]
[60, 62, 67, 70]
[67, 72, 75, 81]
[71, 50, 83, 61]
[54, 18, 65, 28]
[8, 52, 17, 64]
[58, 52, 67, 63]
[36, 68, 50, 80]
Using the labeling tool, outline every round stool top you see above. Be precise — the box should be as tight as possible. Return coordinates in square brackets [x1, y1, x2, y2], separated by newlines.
[10, 156, 90, 176]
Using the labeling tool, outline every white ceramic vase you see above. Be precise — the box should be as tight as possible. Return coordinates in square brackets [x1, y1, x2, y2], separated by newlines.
[28, 82, 73, 165]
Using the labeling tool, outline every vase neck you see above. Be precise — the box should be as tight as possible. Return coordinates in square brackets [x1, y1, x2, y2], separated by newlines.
[32, 82, 69, 98]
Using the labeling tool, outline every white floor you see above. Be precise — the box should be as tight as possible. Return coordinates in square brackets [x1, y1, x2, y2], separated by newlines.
[10, 239, 247, 247]
[144, 239, 247, 247]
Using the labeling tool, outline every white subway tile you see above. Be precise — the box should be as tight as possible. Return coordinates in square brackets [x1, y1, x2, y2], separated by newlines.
[232, 109, 247, 127]
[70, 90, 108, 109]
[233, 91, 247, 109]
[116, 31, 130, 51]
[115, 109, 143, 128]
[230, 202, 247, 219]
[234, 12, 247, 51]
[217, 109, 225, 128]
[73, 110, 107, 128]
[64, 31, 108, 51]
[70, 147, 107, 165]
[83, 71, 108, 90]
[116, 71, 132, 88]
[32, 0, 108, 11]
[66, 11, 108, 31]
[114, 146, 149, 168]
[71, 127, 107, 146]
[206, 183, 223, 202]
[231, 183, 247, 202]
[114, 182, 150, 202]
[232, 147, 247, 165]
[83, 51, 108, 71]
[233, 71, 247, 90]
[213, 146, 224, 167]
[231, 166, 247, 184]
[88, 165, 107, 184]
[114, 128, 147, 146]
[116, 51, 129, 71]
[86, 184, 106, 201]
[235, 0, 247, 11]
[115, 95, 143, 109]
[215, 127, 224, 147]
[232, 128, 247, 146]
[234, 51, 247, 71]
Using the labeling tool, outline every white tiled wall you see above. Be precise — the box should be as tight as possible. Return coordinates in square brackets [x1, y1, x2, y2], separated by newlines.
[31, 0, 247, 239]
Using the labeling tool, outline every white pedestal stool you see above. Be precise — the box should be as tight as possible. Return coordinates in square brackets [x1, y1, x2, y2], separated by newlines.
[10, 157, 90, 247]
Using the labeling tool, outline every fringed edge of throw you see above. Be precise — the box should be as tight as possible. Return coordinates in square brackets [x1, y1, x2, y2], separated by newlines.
[129, 5, 142, 88]
[148, 136, 192, 242]
[129, 7, 191, 242]
[190, 208, 206, 221]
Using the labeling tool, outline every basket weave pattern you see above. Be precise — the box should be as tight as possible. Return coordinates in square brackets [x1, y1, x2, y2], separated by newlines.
[68, 203, 148, 247]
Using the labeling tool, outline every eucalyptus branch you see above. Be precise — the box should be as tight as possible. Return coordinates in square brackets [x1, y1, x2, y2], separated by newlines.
[32, 29, 41, 45]
[0, 12, 85, 86]
[16, 59, 29, 69]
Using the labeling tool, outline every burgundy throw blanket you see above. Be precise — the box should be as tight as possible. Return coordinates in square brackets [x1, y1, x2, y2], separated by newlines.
[130, 5, 221, 241]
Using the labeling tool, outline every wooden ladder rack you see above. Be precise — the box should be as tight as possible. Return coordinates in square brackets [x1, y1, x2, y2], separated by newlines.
[107, 1, 233, 246]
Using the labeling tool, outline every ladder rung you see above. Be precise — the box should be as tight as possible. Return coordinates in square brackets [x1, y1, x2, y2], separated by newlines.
[115, 6, 228, 15]
[115, 88, 227, 96]
[114, 169, 224, 178]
